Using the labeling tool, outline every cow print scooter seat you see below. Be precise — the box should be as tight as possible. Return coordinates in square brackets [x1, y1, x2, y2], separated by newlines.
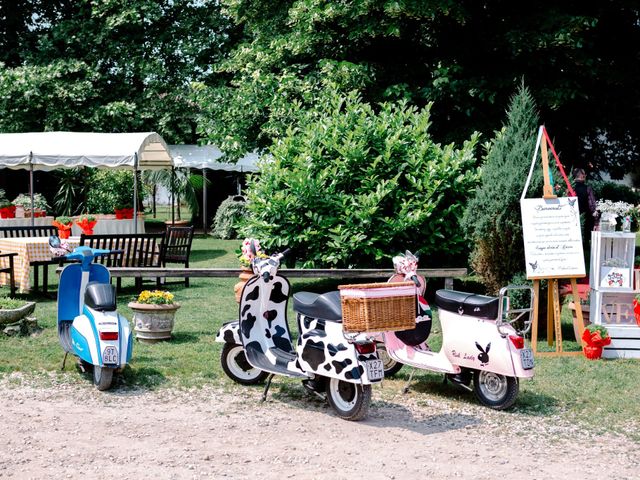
[293, 291, 343, 322]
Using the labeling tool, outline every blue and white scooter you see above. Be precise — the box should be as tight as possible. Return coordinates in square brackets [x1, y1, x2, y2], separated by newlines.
[50, 237, 133, 390]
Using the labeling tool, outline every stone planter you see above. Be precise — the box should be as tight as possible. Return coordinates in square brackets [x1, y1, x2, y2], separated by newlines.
[128, 302, 180, 343]
[567, 302, 590, 346]
[0, 301, 36, 327]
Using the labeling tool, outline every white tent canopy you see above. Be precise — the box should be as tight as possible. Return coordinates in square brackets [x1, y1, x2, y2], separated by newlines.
[0, 131, 173, 231]
[169, 145, 261, 232]
[0, 132, 172, 170]
[171, 145, 259, 172]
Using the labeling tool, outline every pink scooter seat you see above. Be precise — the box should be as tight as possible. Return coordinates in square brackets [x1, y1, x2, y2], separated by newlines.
[435, 289, 499, 320]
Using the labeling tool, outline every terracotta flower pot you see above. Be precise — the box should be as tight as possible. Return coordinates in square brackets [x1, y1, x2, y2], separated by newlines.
[583, 345, 603, 360]
[234, 268, 254, 303]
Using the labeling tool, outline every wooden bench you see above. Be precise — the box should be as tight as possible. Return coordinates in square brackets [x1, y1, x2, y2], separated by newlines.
[160, 226, 194, 287]
[0, 226, 57, 293]
[80, 233, 165, 289]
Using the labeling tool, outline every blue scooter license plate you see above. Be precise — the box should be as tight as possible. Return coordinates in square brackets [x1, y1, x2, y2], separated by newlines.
[103, 346, 118, 365]
[520, 348, 534, 370]
[365, 359, 384, 381]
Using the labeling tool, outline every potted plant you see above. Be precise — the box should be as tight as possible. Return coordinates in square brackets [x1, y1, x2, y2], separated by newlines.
[633, 294, 640, 327]
[581, 324, 612, 360]
[234, 238, 268, 302]
[128, 290, 180, 343]
[13, 193, 49, 217]
[0, 200, 15, 219]
[0, 297, 36, 327]
[114, 203, 134, 219]
[596, 199, 633, 232]
[52, 216, 73, 239]
[75, 215, 98, 235]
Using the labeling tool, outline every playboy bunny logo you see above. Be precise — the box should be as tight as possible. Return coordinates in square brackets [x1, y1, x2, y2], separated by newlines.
[475, 342, 491, 366]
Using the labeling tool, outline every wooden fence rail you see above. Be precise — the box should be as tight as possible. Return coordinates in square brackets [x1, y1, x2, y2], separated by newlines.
[104, 267, 467, 289]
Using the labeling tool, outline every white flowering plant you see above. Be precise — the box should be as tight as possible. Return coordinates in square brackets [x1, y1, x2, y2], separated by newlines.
[596, 199, 633, 218]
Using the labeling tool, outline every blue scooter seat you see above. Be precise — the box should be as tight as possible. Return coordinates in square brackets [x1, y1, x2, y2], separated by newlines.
[84, 282, 117, 312]
[293, 291, 342, 322]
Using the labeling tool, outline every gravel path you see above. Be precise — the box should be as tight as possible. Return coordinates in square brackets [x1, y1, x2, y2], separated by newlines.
[1, 373, 638, 479]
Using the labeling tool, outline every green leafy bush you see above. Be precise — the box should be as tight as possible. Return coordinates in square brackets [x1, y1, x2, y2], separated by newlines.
[462, 84, 544, 294]
[86, 171, 144, 214]
[242, 91, 479, 268]
[591, 180, 640, 205]
[212, 196, 247, 239]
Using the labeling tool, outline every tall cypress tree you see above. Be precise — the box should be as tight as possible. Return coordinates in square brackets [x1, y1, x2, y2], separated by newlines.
[462, 83, 542, 293]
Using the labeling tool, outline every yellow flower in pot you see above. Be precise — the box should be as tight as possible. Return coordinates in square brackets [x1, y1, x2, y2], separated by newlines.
[128, 290, 180, 343]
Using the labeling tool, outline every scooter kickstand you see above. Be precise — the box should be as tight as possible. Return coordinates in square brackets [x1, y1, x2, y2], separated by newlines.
[261, 374, 274, 402]
[60, 352, 68, 371]
[403, 368, 416, 394]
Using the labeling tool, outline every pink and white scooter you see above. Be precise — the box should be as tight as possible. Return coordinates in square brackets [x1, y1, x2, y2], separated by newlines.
[374, 252, 535, 410]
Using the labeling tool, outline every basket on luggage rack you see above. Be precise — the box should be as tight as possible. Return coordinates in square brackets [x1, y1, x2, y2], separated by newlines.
[338, 281, 417, 333]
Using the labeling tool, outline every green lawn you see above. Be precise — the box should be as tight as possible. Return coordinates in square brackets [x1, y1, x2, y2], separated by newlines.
[1, 236, 639, 440]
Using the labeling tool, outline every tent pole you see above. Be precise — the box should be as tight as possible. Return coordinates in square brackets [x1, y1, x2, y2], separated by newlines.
[133, 154, 138, 234]
[171, 166, 175, 224]
[29, 152, 34, 227]
[202, 168, 207, 234]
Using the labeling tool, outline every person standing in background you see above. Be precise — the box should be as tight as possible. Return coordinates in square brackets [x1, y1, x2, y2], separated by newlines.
[573, 168, 599, 266]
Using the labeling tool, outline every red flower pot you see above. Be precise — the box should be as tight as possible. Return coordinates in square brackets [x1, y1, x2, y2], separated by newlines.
[633, 299, 640, 327]
[76, 219, 97, 235]
[583, 345, 603, 360]
[0, 206, 16, 218]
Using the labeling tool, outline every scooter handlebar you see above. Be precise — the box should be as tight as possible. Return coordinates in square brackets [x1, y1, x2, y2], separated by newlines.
[276, 248, 291, 261]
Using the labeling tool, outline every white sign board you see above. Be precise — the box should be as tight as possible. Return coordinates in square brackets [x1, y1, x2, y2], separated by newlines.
[520, 197, 585, 279]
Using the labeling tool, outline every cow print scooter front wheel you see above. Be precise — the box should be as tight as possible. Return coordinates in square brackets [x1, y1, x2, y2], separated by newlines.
[325, 378, 371, 421]
[221, 343, 270, 385]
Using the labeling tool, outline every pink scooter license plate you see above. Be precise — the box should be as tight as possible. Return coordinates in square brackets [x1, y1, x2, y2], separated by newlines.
[520, 348, 534, 370]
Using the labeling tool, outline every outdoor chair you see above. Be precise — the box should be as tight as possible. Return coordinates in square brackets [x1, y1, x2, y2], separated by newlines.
[0, 251, 18, 297]
[160, 225, 194, 287]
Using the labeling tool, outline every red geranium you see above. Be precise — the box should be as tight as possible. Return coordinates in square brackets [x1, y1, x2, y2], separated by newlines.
[581, 325, 612, 348]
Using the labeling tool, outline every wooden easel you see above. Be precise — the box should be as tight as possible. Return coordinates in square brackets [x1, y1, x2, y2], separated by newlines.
[525, 127, 586, 356]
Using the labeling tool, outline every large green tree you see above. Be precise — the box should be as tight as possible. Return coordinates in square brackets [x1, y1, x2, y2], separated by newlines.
[462, 84, 542, 293]
[196, 0, 640, 176]
[0, 0, 236, 143]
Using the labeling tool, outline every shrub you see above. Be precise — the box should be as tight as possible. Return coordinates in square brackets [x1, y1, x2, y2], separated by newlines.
[591, 180, 640, 205]
[212, 196, 247, 239]
[86, 170, 145, 214]
[462, 84, 544, 294]
[242, 91, 480, 268]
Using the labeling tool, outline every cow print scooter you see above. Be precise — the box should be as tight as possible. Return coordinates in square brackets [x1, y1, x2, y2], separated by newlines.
[215, 247, 384, 421]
